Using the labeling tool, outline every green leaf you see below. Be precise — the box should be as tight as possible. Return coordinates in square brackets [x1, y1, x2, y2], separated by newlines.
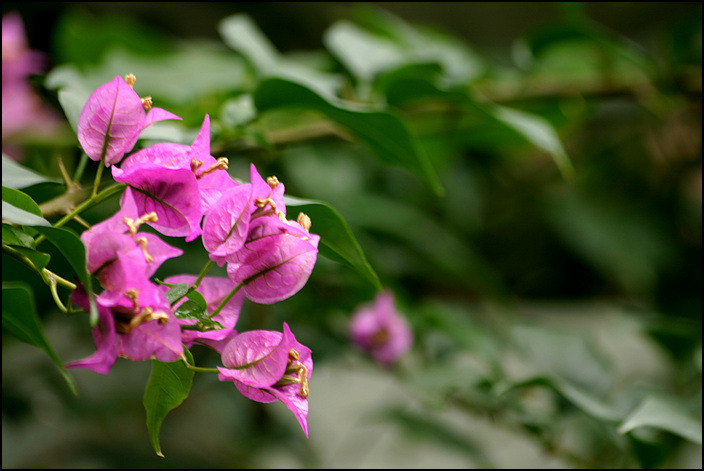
[2, 282, 78, 395]
[499, 375, 623, 422]
[2, 223, 36, 248]
[618, 395, 703, 444]
[164, 282, 190, 305]
[285, 195, 382, 291]
[143, 349, 195, 457]
[254, 77, 443, 195]
[3, 244, 51, 271]
[383, 407, 493, 468]
[186, 290, 207, 311]
[1, 201, 51, 227]
[487, 104, 575, 180]
[2, 155, 62, 189]
[218, 14, 279, 76]
[324, 20, 405, 83]
[2, 186, 44, 217]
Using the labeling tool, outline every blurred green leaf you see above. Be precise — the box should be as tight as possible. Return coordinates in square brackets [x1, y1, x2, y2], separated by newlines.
[383, 407, 493, 468]
[2, 155, 62, 189]
[324, 20, 406, 84]
[285, 194, 382, 291]
[254, 77, 443, 195]
[339, 193, 505, 296]
[2, 282, 78, 395]
[509, 323, 613, 395]
[500, 375, 623, 422]
[618, 395, 702, 444]
[143, 349, 195, 457]
[219, 14, 342, 98]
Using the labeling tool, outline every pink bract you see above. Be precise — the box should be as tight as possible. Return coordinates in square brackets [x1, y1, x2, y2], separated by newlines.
[226, 218, 320, 304]
[77, 75, 181, 166]
[217, 323, 313, 436]
[349, 290, 413, 367]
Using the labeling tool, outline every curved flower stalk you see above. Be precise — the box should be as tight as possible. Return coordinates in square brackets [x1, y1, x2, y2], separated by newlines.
[349, 290, 413, 367]
[217, 322, 313, 436]
[77, 74, 181, 166]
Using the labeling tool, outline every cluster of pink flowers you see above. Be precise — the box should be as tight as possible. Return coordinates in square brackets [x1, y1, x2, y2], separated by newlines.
[67, 75, 318, 435]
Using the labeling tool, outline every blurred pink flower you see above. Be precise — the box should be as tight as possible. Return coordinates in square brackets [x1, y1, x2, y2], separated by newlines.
[350, 290, 413, 367]
[2, 12, 61, 157]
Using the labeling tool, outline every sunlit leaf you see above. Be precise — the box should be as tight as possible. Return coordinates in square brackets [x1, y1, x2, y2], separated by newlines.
[618, 395, 702, 444]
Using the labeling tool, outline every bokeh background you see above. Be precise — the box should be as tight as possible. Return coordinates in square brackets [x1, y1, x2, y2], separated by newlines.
[2, 2, 701, 468]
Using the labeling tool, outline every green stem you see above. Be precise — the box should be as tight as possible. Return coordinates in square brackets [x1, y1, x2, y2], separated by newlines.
[92, 155, 106, 197]
[179, 355, 219, 374]
[34, 183, 126, 247]
[191, 260, 214, 292]
[169, 260, 215, 307]
[210, 282, 245, 318]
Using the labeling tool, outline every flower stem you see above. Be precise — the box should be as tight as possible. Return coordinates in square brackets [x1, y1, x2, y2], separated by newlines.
[92, 155, 106, 197]
[33, 183, 126, 247]
[191, 260, 214, 292]
[179, 355, 219, 374]
[210, 282, 244, 318]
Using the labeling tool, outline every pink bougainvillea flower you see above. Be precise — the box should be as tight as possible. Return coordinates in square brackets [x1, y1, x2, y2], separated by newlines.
[202, 183, 253, 265]
[112, 163, 203, 241]
[81, 188, 182, 291]
[119, 115, 237, 216]
[2, 12, 61, 158]
[226, 216, 320, 304]
[67, 280, 184, 374]
[162, 274, 245, 346]
[217, 322, 312, 436]
[77, 74, 181, 166]
[349, 290, 413, 367]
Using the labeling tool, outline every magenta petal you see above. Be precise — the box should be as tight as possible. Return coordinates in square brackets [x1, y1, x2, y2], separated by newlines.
[118, 313, 183, 362]
[227, 219, 320, 304]
[220, 329, 291, 387]
[266, 385, 310, 437]
[77, 76, 145, 166]
[143, 106, 181, 129]
[113, 163, 203, 240]
[120, 142, 191, 171]
[138, 233, 183, 278]
[250, 163, 286, 215]
[65, 287, 118, 374]
[202, 184, 253, 261]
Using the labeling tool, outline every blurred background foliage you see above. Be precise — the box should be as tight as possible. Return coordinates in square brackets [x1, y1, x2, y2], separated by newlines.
[2, 2, 701, 468]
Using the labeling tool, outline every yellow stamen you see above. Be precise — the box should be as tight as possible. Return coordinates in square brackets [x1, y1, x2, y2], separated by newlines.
[266, 176, 280, 190]
[124, 73, 137, 87]
[297, 213, 311, 232]
[197, 158, 229, 178]
[136, 236, 153, 263]
[141, 96, 153, 111]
